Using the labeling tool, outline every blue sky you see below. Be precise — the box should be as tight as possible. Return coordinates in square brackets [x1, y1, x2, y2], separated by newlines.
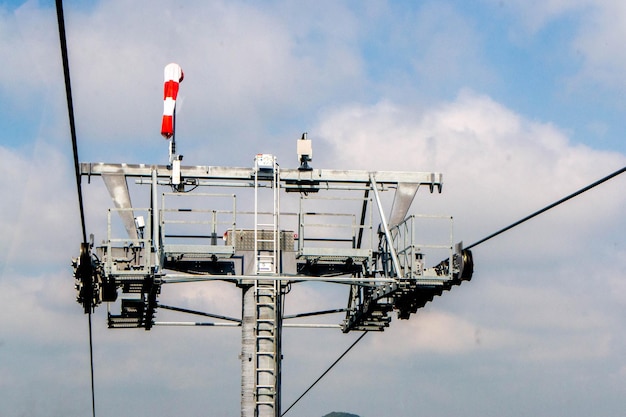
[1, 1, 625, 417]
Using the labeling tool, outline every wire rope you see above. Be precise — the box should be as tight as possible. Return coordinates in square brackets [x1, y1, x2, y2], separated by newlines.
[281, 331, 369, 416]
[55, 2, 96, 416]
[283, 164, 626, 415]
[87, 308, 96, 417]
[466, 165, 626, 250]
[52, 3, 626, 412]
[56, 0, 86, 242]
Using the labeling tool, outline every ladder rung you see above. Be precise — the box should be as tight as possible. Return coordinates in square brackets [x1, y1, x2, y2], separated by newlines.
[256, 288, 276, 292]
[256, 326, 275, 331]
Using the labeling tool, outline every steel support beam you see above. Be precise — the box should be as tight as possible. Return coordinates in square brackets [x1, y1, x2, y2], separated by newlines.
[80, 162, 443, 188]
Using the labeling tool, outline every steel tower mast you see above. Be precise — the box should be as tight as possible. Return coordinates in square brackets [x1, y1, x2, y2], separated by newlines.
[73, 156, 473, 416]
[72, 65, 473, 417]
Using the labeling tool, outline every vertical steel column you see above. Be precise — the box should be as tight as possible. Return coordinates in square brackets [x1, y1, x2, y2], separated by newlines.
[151, 167, 161, 271]
[241, 281, 282, 417]
[241, 284, 255, 417]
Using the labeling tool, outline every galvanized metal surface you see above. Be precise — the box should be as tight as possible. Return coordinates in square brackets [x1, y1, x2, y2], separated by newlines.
[81, 162, 443, 188]
[74, 157, 473, 417]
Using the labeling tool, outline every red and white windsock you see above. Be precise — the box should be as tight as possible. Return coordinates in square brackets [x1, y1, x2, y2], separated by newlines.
[161, 63, 184, 139]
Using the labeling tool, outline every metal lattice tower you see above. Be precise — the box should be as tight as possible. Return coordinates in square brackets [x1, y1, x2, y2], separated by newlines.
[73, 152, 473, 417]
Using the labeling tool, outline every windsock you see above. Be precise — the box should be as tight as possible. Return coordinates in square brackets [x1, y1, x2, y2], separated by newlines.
[161, 63, 184, 139]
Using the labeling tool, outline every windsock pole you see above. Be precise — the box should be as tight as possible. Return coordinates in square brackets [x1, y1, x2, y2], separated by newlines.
[161, 63, 184, 186]
[161, 63, 184, 140]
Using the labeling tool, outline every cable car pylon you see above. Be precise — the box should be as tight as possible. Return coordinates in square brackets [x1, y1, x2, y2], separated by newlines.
[72, 65, 474, 417]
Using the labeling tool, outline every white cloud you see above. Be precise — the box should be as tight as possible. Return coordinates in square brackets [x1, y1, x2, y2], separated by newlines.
[369, 310, 480, 355]
[488, 0, 626, 93]
[607, 248, 626, 305]
[0, 143, 81, 270]
[359, 276, 613, 362]
[2, 1, 626, 416]
[480, 281, 614, 360]
[310, 91, 626, 383]
[46, 0, 367, 153]
[317, 90, 626, 263]
[0, 1, 62, 97]
[158, 279, 242, 320]
[0, 269, 83, 344]
[0, 1, 369, 167]
[571, 2, 626, 91]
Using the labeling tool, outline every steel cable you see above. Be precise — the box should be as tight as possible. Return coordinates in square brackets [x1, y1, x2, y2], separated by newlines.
[282, 331, 369, 416]
[466, 165, 626, 250]
[282, 164, 626, 415]
[55, 1, 96, 416]
[55, 0, 86, 243]
[52, 2, 626, 412]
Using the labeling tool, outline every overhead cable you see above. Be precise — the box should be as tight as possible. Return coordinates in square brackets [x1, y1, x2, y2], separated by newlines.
[283, 164, 626, 415]
[281, 331, 369, 416]
[55, 2, 96, 417]
[55, 0, 87, 243]
[466, 165, 626, 250]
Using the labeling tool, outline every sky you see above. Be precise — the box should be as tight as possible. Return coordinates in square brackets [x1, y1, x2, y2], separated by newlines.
[1, 0, 626, 416]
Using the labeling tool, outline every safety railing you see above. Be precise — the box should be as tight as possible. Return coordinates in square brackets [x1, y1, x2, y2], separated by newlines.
[102, 207, 153, 276]
[160, 192, 237, 257]
[390, 214, 454, 282]
[296, 194, 373, 263]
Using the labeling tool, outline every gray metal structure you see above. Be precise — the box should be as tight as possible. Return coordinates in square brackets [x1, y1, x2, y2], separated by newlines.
[73, 153, 473, 417]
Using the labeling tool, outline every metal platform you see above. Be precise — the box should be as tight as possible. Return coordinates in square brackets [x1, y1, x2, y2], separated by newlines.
[73, 156, 472, 417]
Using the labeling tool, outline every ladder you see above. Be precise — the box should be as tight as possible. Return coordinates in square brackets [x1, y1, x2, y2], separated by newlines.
[253, 154, 281, 416]
[254, 154, 280, 275]
[254, 279, 281, 414]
